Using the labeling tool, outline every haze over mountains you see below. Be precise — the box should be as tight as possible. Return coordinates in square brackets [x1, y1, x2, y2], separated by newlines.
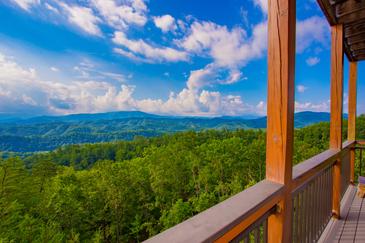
[0, 111, 338, 153]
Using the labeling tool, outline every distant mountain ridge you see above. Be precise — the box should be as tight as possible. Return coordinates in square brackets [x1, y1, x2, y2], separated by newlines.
[0, 111, 342, 153]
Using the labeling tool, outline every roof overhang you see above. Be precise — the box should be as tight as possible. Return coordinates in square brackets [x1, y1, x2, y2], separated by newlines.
[317, 0, 365, 61]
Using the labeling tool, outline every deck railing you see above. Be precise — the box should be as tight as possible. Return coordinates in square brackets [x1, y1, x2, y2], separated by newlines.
[144, 140, 360, 243]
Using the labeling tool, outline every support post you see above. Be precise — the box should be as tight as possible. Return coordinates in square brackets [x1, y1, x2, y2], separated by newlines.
[348, 62, 357, 184]
[266, 0, 296, 242]
[330, 24, 344, 219]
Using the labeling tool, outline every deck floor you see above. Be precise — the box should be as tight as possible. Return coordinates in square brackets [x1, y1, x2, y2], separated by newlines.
[319, 185, 365, 243]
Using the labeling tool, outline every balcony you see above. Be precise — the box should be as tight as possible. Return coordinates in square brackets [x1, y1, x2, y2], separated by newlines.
[143, 0, 365, 242]
[144, 142, 364, 243]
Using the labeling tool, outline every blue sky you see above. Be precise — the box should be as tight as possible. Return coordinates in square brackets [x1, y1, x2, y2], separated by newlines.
[0, 0, 364, 117]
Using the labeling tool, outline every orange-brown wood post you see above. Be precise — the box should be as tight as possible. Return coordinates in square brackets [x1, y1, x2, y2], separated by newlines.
[266, 0, 296, 242]
[330, 24, 344, 219]
[348, 62, 357, 184]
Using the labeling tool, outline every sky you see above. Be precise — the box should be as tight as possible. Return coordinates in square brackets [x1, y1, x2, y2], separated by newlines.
[0, 0, 364, 117]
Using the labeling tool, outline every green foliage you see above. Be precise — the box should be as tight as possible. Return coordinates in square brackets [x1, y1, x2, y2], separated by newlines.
[0, 118, 362, 242]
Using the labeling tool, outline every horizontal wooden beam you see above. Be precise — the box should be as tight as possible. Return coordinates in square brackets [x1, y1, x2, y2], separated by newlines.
[336, 0, 365, 24]
[352, 49, 365, 56]
[344, 21, 365, 38]
[347, 32, 365, 45]
[353, 53, 365, 60]
[291, 141, 355, 192]
[350, 41, 365, 51]
[144, 180, 284, 243]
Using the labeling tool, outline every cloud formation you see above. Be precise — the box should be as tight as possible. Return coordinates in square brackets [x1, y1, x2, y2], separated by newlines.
[153, 15, 177, 33]
[58, 2, 102, 36]
[306, 56, 320, 66]
[297, 85, 308, 93]
[113, 31, 189, 62]
[11, 0, 39, 11]
[0, 52, 252, 116]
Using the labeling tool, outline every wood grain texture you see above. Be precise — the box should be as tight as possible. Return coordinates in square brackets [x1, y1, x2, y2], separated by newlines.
[330, 24, 344, 150]
[348, 61, 357, 183]
[143, 180, 284, 243]
[348, 62, 357, 141]
[330, 24, 344, 219]
[266, 0, 296, 242]
[317, 0, 365, 61]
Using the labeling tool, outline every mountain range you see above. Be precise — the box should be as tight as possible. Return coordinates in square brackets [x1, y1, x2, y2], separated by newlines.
[0, 111, 341, 153]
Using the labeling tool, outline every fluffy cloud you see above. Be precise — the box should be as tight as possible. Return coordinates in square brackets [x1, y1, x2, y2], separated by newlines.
[179, 20, 267, 68]
[295, 101, 329, 112]
[0, 52, 252, 116]
[253, 0, 268, 14]
[153, 15, 177, 33]
[297, 85, 308, 93]
[11, 0, 39, 11]
[50, 66, 59, 72]
[186, 64, 243, 90]
[137, 88, 248, 116]
[91, 0, 147, 30]
[58, 2, 102, 36]
[306, 56, 320, 66]
[297, 16, 329, 53]
[113, 31, 189, 62]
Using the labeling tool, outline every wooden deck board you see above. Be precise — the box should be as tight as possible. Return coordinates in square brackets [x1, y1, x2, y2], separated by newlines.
[319, 185, 365, 243]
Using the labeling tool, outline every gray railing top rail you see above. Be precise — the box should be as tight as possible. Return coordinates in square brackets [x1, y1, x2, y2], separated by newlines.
[143, 180, 284, 243]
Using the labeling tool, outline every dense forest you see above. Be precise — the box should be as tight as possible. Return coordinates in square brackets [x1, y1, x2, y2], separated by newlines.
[1, 117, 364, 242]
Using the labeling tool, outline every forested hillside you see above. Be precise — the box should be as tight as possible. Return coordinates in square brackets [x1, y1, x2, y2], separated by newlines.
[0, 111, 333, 153]
[1, 117, 364, 242]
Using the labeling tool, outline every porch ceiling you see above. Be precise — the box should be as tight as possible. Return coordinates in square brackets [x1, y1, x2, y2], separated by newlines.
[317, 0, 365, 61]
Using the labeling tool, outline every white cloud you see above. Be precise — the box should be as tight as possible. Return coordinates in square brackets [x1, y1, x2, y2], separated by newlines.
[256, 101, 266, 115]
[91, 0, 147, 30]
[297, 16, 329, 53]
[153, 15, 177, 33]
[113, 31, 188, 62]
[0, 52, 255, 117]
[50, 66, 59, 72]
[295, 101, 329, 112]
[45, 3, 59, 13]
[58, 2, 102, 36]
[297, 85, 308, 93]
[253, 0, 268, 14]
[11, 0, 39, 11]
[179, 20, 267, 68]
[113, 48, 144, 62]
[306, 56, 320, 66]
[137, 88, 248, 116]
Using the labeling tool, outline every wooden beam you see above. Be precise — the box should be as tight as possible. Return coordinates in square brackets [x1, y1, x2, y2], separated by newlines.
[348, 62, 357, 184]
[266, 0, 296, 242]
[353, 53, 365, 60]
[348, 62, 357, 141]
[336, 0, 365, 24]
[350, 42, 365, 52]
[347, 32, 365, 45]
[330, 24, 344, 219]
[344, 21, 365, 38]
[330, 24, 344, 150]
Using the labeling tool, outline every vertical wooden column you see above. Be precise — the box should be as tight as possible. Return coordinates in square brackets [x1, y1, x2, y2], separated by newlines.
[266, 0, 296, 242]
[348, 62, 357, 183]
[330, 24, 344, 219]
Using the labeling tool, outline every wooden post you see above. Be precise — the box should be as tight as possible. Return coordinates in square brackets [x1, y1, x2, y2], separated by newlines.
[348, 62, 357, 184]
[330, 24, 344, 219]
[266, 0, 296, 242]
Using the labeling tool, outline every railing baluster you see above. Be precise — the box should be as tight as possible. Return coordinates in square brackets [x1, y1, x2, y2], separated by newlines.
[360, 148, 363, 177]
[263, 220, 267, 243]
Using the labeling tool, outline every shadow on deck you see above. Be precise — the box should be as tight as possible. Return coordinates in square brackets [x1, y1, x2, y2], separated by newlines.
[320, 185, 365, 243]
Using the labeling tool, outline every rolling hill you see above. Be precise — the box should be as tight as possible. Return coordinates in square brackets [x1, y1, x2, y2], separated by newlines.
[0, 111, 340, 153]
